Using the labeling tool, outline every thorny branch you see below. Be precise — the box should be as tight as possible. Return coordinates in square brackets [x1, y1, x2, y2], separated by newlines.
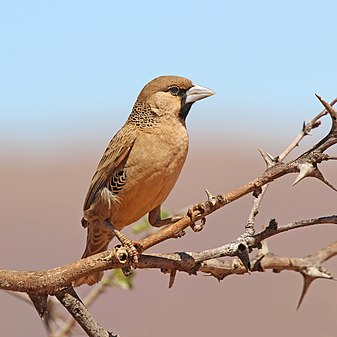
[55, 287, 118, 337]
[139, 96, 337, 250]
[1, 215, 337, 292]
[1, 95, 337, 337]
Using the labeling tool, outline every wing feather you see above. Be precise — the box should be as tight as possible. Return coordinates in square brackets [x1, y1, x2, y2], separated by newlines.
[83, 125, 138, 211]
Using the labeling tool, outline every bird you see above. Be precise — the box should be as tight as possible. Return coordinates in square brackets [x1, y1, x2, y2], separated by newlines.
[74, 75, 214, 286]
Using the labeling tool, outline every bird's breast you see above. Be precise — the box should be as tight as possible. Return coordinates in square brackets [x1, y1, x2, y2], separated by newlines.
[111, 122, 189, 228]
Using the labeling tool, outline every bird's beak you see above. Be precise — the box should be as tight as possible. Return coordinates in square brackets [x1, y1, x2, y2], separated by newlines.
[185, 83, 215, 104]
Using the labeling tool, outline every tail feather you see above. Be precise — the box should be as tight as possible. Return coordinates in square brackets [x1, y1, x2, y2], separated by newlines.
[74, 221, 113, 286]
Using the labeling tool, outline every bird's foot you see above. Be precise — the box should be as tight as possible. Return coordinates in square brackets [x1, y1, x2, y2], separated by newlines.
[116, 234, 140, 264]
[187, 203, 207, 232]
[187, 202, 206, 220]
[103, 221, 142, 263]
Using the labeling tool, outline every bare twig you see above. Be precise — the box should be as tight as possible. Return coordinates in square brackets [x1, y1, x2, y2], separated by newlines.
[279, 98, 337, 161]
[54, 272, 117, 337]
[248, 97, 337, 228]
[55, 287, 118, 337]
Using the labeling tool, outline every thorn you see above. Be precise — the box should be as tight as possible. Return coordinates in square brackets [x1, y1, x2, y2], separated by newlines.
[297, 274, 314, 310]
[302, 121, 310, 135]
[302, 120, 306, 132]
[258, 148, 276, 168]
[315, 93, 321, 101]
[237, 243, 251, 273]
[205, 189, 217, 206]
[28, 293, 49, 318]
[292, 163, 315, 186]
[297, 266, 334, 310]
[312, 169, 337, 191]
[315, 94, 337, 122]
[168, 270, 177, 289]
[293, 163, 337, 190]
[305, 266, 334, 280]
[251, 253, 265, 272]
[251, 240, 269, 272]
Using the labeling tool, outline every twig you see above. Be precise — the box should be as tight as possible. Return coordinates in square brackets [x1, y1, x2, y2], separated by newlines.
[55, 287, 118, 337]
[54, 272, 116, 337]
[199, 240, 337, 280]
[279, 98, 337, 161]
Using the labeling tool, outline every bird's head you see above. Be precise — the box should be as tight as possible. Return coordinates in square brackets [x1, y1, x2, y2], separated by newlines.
[136, 75, 215, 121]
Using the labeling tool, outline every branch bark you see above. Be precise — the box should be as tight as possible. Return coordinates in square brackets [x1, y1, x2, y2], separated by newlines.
[1, 215, 336, 293]
[55, 287, 118, 337]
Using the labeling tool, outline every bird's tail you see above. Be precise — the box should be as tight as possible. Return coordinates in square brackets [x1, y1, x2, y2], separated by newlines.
[73, 220, 114, 286]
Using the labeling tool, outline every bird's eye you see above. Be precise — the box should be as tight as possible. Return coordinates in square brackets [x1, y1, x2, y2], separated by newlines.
[168, 86, 180, 96]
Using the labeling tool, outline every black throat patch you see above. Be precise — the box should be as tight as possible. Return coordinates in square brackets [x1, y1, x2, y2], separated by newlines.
[179, 102, 193, 120]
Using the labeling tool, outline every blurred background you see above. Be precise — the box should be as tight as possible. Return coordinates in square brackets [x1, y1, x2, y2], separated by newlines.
[1, 0, 337, 336]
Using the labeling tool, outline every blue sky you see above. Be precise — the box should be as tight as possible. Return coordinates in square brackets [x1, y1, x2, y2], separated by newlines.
[1, 0, 337, 152]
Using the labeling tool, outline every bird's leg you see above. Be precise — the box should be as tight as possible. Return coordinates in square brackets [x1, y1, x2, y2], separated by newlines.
[103, 220, 140, 263]
[148, 206, 185, 238]
[148, 205, 183, 227]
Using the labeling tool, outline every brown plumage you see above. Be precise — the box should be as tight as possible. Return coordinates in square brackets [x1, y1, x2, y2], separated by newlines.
[74, 75, 214, 286]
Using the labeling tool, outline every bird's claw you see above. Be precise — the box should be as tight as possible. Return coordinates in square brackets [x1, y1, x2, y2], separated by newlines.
[113, 233, 141, 264]
[190, 217, 206, 232]
[187, 203, 206, 220]
[187, 203, 206, 232]
[124, 239, 142, 264]
[104, 220, 142, 264]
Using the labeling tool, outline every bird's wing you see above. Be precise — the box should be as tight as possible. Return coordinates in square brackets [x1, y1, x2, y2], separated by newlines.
[83, 125, 138, 211]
